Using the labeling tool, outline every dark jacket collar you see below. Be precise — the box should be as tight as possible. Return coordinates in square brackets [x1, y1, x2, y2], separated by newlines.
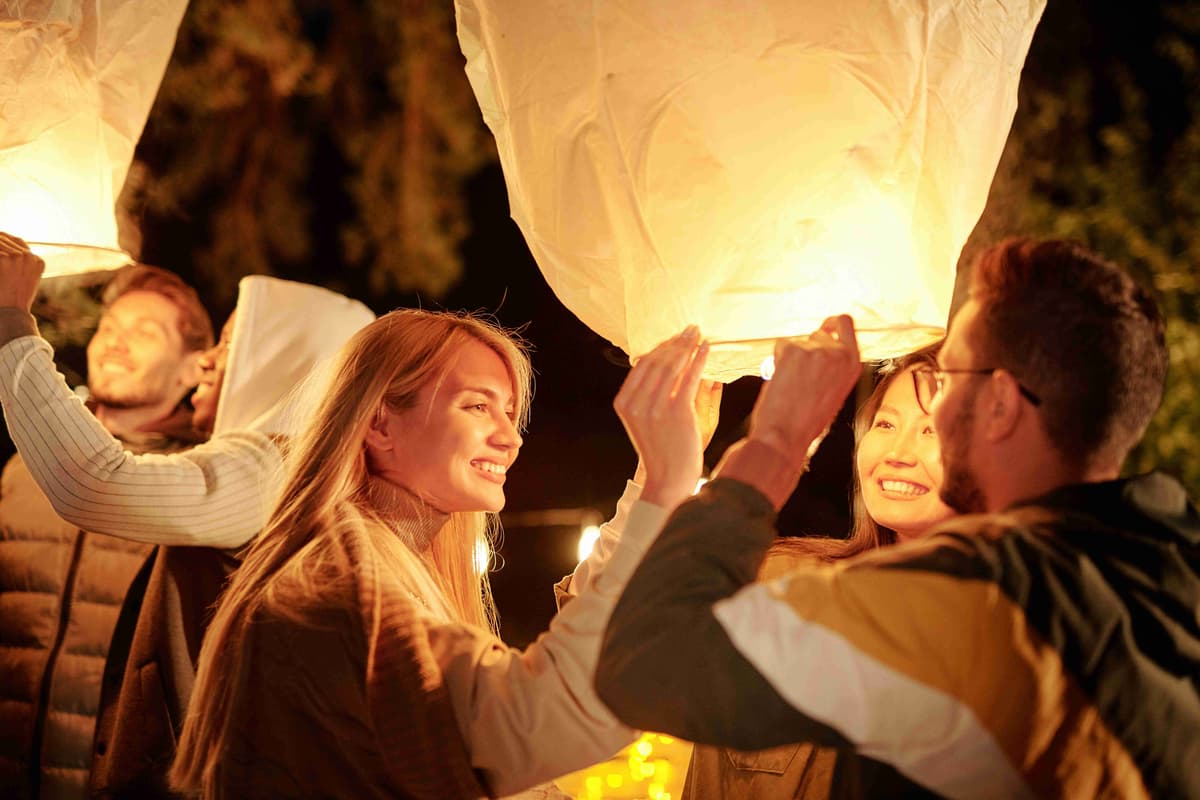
[1011, 472, 1200, 547]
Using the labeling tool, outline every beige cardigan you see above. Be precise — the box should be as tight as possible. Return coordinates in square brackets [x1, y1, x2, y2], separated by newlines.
[210, 483, 666, 798]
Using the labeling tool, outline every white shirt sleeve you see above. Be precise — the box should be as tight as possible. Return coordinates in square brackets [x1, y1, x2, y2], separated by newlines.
[556, 478, 644, 601]
[427, 498, 670, 796]
[0, 336, 284, 548]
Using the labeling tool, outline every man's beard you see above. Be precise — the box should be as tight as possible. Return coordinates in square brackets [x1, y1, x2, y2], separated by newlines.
[88, 379, 166, 410]
[938, 395, 988, 514]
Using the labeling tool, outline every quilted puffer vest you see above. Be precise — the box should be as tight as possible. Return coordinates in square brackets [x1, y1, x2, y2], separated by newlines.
[0, 421, 192, 800]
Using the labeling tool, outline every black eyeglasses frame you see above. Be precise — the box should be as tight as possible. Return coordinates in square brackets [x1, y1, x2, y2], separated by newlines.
[911, 365, 1041, 415]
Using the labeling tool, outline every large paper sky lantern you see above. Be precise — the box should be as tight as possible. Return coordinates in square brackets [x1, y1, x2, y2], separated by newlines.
[0, 0, 187, 276]
[456, 1, 1046, 379]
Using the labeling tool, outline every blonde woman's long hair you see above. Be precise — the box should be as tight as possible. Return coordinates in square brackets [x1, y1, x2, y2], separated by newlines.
[171, 309, 532, 794]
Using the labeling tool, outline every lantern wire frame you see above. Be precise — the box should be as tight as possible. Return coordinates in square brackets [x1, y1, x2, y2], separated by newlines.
[26, 241, 132, 276]
[699, 324, 945, 382]
[706, 324, 945, 352]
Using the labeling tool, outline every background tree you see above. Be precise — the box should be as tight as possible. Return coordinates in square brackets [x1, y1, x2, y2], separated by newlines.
[965, 0, 1200, 489]
[124, 0, 493, 309]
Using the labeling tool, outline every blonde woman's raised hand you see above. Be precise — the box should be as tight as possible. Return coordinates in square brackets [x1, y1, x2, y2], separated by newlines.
[0, 233, 44, 312]
[615, 326, 710, 508]
[748, 315, 862, 470]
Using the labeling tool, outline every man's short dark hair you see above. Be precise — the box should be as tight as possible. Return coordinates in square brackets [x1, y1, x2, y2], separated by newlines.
[969, 238, 1168, 470]
[102, 264, 214, 354]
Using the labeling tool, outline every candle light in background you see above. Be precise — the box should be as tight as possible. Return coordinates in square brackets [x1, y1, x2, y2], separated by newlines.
[556, 731, 691, 800]
[0, 0, 188, 276]
[456, 0, 1045, 379]
[577, 524, 602, 563]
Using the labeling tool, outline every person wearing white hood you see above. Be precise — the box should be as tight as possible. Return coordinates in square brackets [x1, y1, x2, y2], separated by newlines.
[0, 233, 375, 795]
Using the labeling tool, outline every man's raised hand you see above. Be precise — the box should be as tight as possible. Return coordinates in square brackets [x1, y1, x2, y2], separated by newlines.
[747, 315, 862, 470]
[0, 233, 45, 313]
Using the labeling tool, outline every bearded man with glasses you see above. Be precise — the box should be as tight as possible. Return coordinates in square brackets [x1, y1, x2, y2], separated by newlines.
[596, 237, 1198, 798]
[909, 362, 1040, 514]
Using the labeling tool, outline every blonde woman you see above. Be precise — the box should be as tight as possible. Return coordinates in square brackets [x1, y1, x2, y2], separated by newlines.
[172, 313, 711, 798]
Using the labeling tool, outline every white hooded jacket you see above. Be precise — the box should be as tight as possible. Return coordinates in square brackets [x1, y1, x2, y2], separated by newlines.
[213, 276, 374, 437]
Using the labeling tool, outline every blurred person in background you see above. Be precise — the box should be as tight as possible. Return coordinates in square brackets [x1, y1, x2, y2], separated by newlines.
[0, 232, 212, 799]
[0, 234, 373, 796]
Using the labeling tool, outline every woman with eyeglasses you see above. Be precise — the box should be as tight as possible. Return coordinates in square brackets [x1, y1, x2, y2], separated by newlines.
[680, 341, 955, 800]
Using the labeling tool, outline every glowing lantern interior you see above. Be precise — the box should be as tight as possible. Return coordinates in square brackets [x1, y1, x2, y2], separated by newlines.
[457, 1, 1046, 378]
[0, 0, 188, 276]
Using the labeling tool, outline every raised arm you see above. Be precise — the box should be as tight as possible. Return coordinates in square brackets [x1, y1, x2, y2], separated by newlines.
[563, 334, 722, 601]
[406, 497, 667, 796]
[0, 234, 282, 549]
[594, 315, 865, 743]
[375, 328, 715, 796]
[592, 318, 1042, 795]
[594, 474, 1044, 798]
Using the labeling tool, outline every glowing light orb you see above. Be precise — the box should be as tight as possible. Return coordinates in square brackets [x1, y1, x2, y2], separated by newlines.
[577, 524, 602, 563]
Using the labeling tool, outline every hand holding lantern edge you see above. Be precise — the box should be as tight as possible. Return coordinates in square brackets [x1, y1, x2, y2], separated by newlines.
[0, 233, 45, 314]
[746, 314, 862, 472]
[615, 326, 715, 509]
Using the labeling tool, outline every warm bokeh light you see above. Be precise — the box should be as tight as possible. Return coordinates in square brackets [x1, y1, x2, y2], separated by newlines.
[473, 537, 491, 574]
[457, 0, 1045, 378]
[577, 524, 602, 563]
[0, 0, 187, 276]
[557, 732, 691, 800]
